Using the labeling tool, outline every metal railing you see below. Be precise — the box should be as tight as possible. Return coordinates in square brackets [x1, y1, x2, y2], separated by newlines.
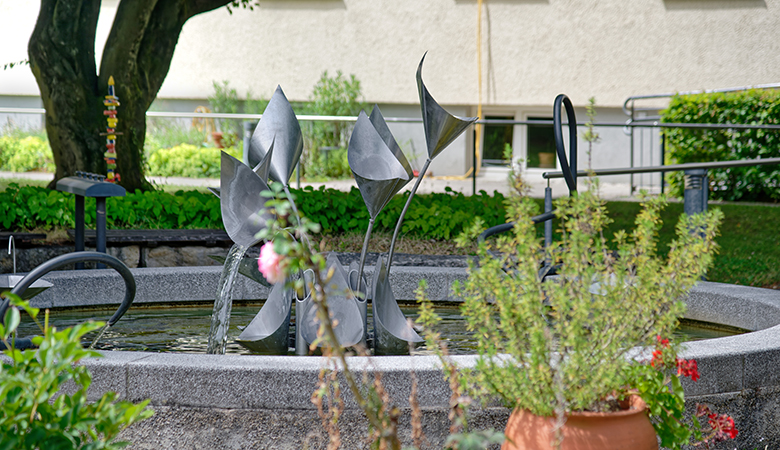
[3, 103, 780, 195]
[622, 82, 780, 194]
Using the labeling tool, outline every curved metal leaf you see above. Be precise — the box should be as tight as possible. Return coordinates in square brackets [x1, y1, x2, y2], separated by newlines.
[252, 136, 275, 181]
[416, 53, 478, 160]
[236, 279, 293, 354]
[298, 253, 364, 348]
[219, 152, 273, 248]
[371, 256, 423, 355]
[247, 86, 303, 185]
[348, 109, 412, 219]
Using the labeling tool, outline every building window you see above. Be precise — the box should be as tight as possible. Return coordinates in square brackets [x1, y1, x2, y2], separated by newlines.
[527, 116, 556, 169]
[481, 115, 513, 167]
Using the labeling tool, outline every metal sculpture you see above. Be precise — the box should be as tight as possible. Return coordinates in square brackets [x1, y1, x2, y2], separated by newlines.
[210, 57, 476, 355]
[347, 106, 421, 354]
[369, 54, 477, 354]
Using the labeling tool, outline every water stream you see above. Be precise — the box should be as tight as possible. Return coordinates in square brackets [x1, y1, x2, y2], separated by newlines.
[206, 243, 249, 354]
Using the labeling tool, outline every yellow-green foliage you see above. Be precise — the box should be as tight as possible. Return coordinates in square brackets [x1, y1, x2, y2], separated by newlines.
[0, 135, 54, 172]
[146, 144, 241, 178]
[451, 191, 722, 416]
[1, 295, 153, 449]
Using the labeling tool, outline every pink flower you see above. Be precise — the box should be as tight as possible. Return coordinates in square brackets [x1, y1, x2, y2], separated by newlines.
[258, 242, 284, 284]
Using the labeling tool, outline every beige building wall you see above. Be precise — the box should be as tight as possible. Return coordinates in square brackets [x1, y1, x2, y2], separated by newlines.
[1, 1, 778, 180]
[164, 0, 779, 107]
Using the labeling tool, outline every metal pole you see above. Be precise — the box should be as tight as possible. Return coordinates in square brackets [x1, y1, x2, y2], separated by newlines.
[243, 120, 254, 165]
[630, 102, 635, 194]
[683, 169, 708, 216]
[544, 185, 553, 250]
[660, 130, 666, 194]
[472, 139, 477, 196]
[96, 197, 107, 269]
[75, 195, 85, 270]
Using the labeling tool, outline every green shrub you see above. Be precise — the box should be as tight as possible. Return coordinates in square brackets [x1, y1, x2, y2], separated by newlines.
[1, 294, 153, 449]
[0, 135, 54, 173]
[146, 144, 241, 178]
[209, 80, 242, 148]
[662, 89, 780, 202]
[301, 71, 365, 179]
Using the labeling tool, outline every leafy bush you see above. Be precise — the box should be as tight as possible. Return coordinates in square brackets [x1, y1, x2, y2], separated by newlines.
[301, 71, 365, 179]
[0, 135, 54, 172]
[209, 80, 242, 148]
[146, 144, 241, 178]
[1, 294, 153, 449]
[662, 89, 780, 202]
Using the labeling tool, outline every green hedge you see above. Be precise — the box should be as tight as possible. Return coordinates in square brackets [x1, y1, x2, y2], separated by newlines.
[0, 184, 507, 240]
[661, 89, 780, 202]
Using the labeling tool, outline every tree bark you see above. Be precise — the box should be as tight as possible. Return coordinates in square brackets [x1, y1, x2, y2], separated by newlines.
[28, 0, 234, 192]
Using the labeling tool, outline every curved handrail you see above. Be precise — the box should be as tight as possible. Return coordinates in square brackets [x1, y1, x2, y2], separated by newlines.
[0, 251, 136, 327]
[553, 94, 577, 194]
[477, 93, 578, 247]
[477, 211, 556, 244]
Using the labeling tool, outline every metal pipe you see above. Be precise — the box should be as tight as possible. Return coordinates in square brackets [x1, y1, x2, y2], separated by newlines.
[1, 251, 136, 328]
[75, 195, 85, 270]
[7, 235, 15, 274]
[96, 197, 107, 269]
[622, 82, 780, 115]
[543, 157, 780, 179]
[660, 130, 666, 194]
[544, 187, 553, 250]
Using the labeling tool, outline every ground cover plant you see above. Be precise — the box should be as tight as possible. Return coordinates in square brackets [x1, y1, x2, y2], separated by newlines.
[0, 183, 777, 288]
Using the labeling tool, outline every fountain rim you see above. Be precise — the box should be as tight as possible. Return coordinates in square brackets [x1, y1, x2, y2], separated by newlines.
[20, 264, 780, 407]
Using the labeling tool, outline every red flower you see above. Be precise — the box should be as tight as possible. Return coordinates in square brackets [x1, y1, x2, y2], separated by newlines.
[708, 413, 739, 440]
[676, 358, 700, 381]
[650, 349, 663, 367]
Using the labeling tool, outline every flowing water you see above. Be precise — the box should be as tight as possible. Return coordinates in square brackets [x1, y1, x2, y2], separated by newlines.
[206, 243, 249, 354]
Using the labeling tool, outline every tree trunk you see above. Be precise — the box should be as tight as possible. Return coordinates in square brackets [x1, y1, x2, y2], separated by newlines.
[28, 0, 104, 189]
[28, 0, 234, 192]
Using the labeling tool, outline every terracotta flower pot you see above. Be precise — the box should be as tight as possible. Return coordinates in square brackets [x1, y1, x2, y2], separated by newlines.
[502, 395, 657, 450]
[212, 131, 225, 149]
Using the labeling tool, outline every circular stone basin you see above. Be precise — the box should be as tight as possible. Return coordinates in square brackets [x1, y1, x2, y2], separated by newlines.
[21, 266, 780, 448]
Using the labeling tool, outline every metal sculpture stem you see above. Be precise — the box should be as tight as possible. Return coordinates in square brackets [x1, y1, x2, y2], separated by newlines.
[207, 243, 248, 354]
[356, 217, 375, 295]
[386, 158, 431, 273]
[283, 184, 312, 251]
